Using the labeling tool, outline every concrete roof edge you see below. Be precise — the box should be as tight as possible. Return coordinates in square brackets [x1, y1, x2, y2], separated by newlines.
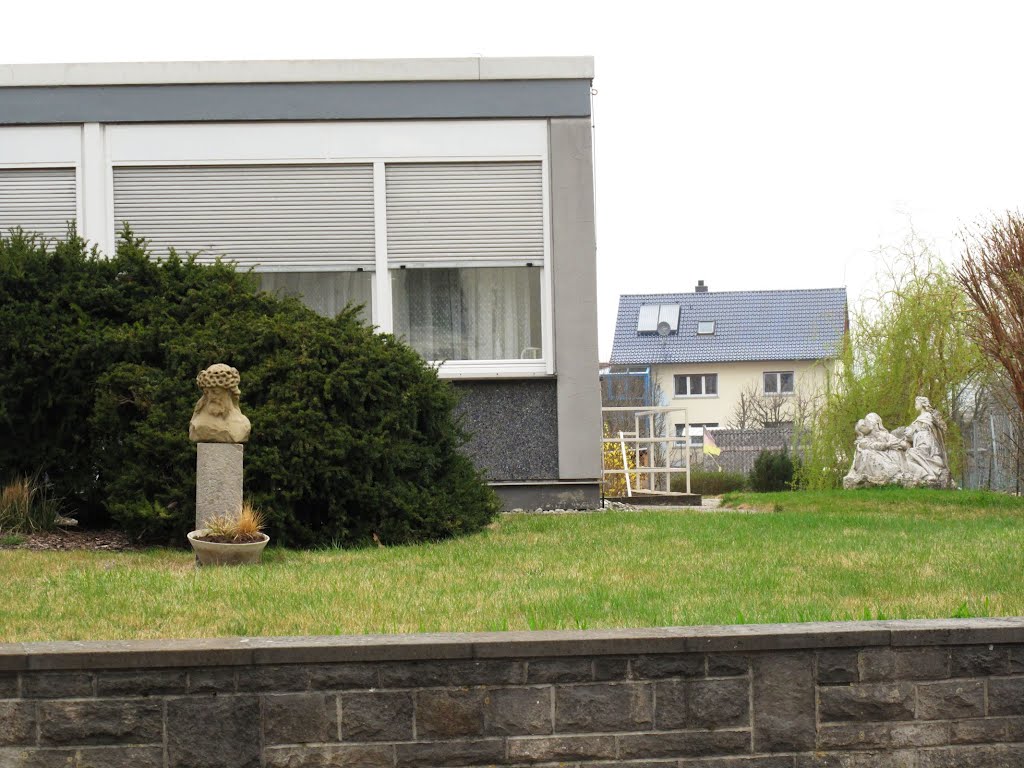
[0, 57, 595, 87]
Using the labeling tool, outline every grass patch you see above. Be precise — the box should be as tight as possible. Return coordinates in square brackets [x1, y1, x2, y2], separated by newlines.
[2, 488, 1023, 641]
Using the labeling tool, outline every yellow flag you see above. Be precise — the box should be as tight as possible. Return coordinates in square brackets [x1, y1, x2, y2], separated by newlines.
[703, 430, 722, 457]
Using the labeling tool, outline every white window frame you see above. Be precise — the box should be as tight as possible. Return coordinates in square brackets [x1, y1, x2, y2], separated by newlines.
[98, 120, 553, 379]
[763, 370, 795, 395]
[0, 125, 83, 236]
[675, 422, 719, 447]
[674, 373, 719, 398]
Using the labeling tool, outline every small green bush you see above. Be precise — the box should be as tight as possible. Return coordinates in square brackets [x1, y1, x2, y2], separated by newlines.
[749, 450, 798, 492]
[671, 468, 748, 495]
[0, 227, 500, 547]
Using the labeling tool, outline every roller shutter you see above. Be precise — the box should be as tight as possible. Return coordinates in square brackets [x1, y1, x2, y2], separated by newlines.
[0, 168, 76, 240]
[112, 164, 375, 269]
[385, 161, 544, 267]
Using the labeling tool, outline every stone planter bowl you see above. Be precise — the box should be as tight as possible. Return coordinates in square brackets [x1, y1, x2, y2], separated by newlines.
[187, 531, 270, 566]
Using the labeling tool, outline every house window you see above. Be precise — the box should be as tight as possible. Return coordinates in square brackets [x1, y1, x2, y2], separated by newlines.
[675, 422, 719, 447]
[259, 271, 372, 323]
[391, 267, 542, 361]
[764, 371, 795, 394]
[386, 161, 546, 368]
[674, 373, 718, 397]
[697, 321, 716, 335]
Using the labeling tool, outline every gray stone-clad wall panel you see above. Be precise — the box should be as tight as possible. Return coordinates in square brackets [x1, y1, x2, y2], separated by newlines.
[0, 701, 34, 746]
[752, 652, 815, 752]
[0, 674, 17, 699]
[453, 380, 558, 481]
[263, 692, 338, 745]
[165, 695, 261, 768]
[37, 699, 163, 746]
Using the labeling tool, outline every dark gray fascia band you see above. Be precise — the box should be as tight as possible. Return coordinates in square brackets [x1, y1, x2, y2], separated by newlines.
[0, 80, 592, 125]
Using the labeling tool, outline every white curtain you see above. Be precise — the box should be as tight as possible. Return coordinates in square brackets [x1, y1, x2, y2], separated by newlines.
[392, 267, 541, 361]
[258, 271, 372, 321]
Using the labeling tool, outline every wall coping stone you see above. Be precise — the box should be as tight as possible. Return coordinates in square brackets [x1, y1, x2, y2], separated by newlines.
[2, 618, 1023, 672]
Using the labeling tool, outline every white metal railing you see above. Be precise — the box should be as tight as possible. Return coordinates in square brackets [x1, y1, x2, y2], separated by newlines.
[601, 406, 690, 496]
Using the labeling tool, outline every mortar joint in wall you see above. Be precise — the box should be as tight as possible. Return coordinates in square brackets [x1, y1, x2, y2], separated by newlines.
[750, 661, 757, 754]
[651, 678, 658, 729]
[411, 688, 418, 741]
[258, 688, 266, 768]
[549, 683, 555, 734]
[812, 652, 820, 733]
[337, 693, 344, 742]
[161, 698, 169, 768]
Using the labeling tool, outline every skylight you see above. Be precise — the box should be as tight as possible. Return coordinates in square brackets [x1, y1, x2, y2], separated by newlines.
[697, 321, 716, 335]
[637, 303, 680, 334]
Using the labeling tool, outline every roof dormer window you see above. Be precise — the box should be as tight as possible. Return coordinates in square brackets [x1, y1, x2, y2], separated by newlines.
[697, 321, 716, 335]
[637, 303, 680, 335]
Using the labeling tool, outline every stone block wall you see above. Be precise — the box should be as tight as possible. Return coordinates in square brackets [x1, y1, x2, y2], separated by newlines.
[3, 619, 1024, 767]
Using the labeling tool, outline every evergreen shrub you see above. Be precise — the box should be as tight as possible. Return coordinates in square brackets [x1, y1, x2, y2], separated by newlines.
[749, 450, 798, 492]
[0, 227, 500, 546]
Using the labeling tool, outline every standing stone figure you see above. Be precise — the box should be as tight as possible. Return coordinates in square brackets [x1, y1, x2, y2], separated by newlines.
[188, 364, 251, 444]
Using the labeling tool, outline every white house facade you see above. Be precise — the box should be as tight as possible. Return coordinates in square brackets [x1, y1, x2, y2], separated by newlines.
[0, 57, 602, 509]
[609, 283, 848, 447]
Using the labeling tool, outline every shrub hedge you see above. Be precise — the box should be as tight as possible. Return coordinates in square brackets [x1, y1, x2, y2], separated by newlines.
[671, 468, 748, 496]
[0, 227, 500, 546]
[749, 449, 798, 492]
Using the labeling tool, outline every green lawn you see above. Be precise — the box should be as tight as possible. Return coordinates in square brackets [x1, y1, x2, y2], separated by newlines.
[2, 488, 1023, 642]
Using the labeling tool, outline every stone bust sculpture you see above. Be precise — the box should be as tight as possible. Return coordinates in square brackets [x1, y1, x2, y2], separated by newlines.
[188, 364, 251, 444]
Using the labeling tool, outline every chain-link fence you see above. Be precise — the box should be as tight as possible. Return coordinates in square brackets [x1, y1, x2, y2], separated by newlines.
[675, 427, 796, 475]
[961, 407, 1024, 493]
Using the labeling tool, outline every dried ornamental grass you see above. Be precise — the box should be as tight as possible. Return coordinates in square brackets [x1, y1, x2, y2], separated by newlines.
[0, 473, 62, 533]
[0, 477, 34, 532]
[198, 502, 266, 544]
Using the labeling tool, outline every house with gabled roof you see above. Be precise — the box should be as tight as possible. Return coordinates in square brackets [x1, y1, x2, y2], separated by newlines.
[609, 281, 848, 447]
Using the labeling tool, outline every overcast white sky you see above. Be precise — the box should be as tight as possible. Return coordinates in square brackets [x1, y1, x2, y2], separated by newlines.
[5, 0, 1023, 359]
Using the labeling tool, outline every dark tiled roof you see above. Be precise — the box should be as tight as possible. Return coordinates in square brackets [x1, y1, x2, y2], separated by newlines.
[609, 287, 847, 365]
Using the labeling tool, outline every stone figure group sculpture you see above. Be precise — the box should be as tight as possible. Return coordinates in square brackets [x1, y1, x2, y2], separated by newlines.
[843, 396, 954, 489]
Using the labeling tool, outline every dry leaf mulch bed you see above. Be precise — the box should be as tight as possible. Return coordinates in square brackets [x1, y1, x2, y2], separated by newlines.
[0, 528, 141, 551]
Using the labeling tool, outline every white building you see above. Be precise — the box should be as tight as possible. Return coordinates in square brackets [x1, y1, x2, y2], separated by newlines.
[0, 57, 602, 508]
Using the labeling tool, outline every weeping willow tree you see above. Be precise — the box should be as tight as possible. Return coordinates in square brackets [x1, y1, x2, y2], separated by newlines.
[798, 232, 984, 489]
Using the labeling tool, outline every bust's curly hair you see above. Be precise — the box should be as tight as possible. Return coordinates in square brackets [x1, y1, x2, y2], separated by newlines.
[196, 364, 240, 395]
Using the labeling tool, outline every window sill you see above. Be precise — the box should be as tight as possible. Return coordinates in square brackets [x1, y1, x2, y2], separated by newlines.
[433, 359, 551, 379]
[672, 395, 719, 400]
